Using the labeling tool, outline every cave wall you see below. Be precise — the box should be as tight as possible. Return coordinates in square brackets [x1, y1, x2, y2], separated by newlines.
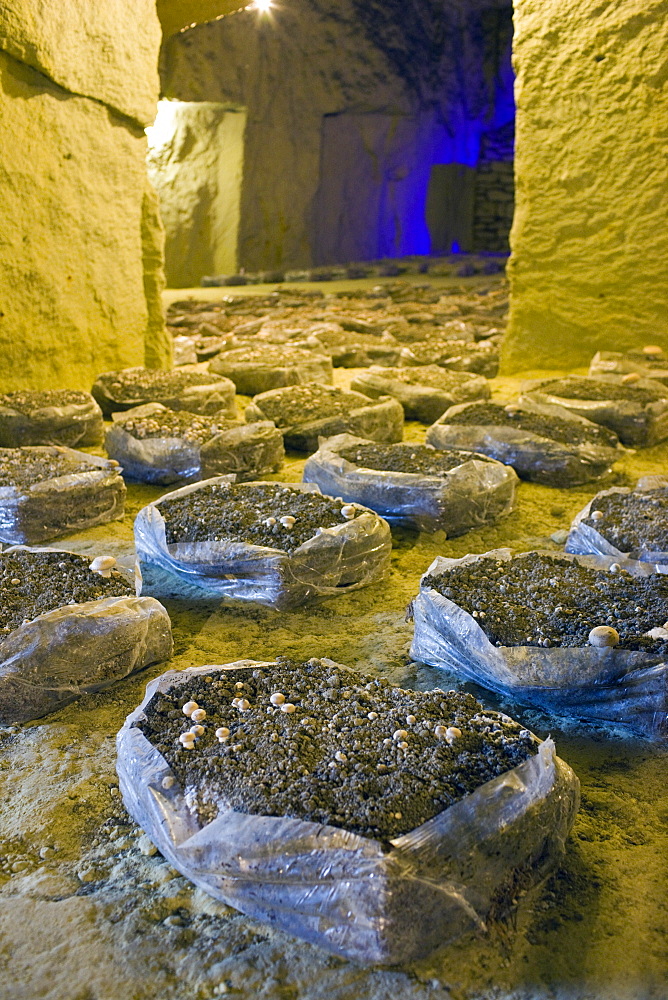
[147, 101, 246, 288]
[503, 0, 668, 371]
[0, 0, 174, 390]
[160, 0, 514, 275]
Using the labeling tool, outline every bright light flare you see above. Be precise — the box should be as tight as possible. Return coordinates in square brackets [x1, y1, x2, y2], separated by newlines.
[251, 0, 274, 12]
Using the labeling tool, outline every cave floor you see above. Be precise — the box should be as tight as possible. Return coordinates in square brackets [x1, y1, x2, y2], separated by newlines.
[1, 279, 667, 1000]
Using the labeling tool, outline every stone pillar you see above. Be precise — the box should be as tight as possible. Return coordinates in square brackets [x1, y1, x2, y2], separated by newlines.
[503, 0, 668, 372]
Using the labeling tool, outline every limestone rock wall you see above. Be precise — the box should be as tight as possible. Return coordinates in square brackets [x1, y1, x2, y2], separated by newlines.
[504, 0, 668, 371]
[147, 101, 246, 288]
[161, 0, 514, 274]
[0, 0, 170, 390]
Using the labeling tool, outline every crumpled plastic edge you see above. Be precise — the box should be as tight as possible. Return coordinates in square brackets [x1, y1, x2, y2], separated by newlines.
[302, 433, 517, 534]
[208, 352, 334, 395]
[134, 478, 392, 609]
[116, 660, 580, 965]
[410, 548, 668, 736]
[565, 478, 668, 567]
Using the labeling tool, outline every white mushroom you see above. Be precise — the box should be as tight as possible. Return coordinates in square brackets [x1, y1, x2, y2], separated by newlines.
[270, 692, 286, 706]
[215, 727, 230, 741]
[279, 515, 296, 528]
[393, 729, 408, 741]
[190, 724, 205, 737]
[190, 708, 207, 723]
[281, 702, 296, 714]
[591, 510, 604, 521]
[89, 555, 117, 578]
[182, 701, 199, 717]
[588, 625, 620, 647]
[642, 345, 663, 356]
[340, 504, 357, 519]
[445, 726, 462, 744]
[622, 372, 641, 384]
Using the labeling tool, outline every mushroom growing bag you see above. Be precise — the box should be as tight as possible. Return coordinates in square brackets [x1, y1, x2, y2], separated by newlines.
[134, 479, 392, 609]
[302, 434, 517, 535]
[410, 549, 668, 737]
[0, 447, 126, 544]
[0, 393, 104, 447]
[105, 406, 284, 485]
[565, 478, 668, 567]
[117, 661, 579, 965]
[425, 399, 621, 487]
[0, 550, 172, 724]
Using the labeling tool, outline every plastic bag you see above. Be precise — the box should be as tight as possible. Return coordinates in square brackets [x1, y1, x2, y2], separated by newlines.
[521, 374, 668, 447]
[410, 549, 668, 737]
[0, 551, 172, 724]
[245, 390, 404, 453]
[105, 406, 284, 485]
[134, 479, 392, 610]
[91, 365, 237, 418]
[350, 366, 490, 424]
[399, 339, 500, 378]
[208, 348, 333, 395]
[304, 328, 401, 368]
[303, 434, 517, 535]
[0, 393, 103, 448]
[565, 478, 668, 566]
[426, 399, 621, 486]
[116, 660, 579, 965]
[0, 447, 126, 545]
[589, 350, 668, 387]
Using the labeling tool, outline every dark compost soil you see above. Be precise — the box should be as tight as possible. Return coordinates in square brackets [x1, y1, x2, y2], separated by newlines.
[445, 402, 619, 448]
[0, 450, 96, 490]
[337, 442, 491, 475]
[159, 483, 362, 553]
[0, 549, 130, 641]
[584, 488, 668, 554]
[137, 657, 536, 842]
[251, 385, 365, 426]
[422, 551, 668, 652]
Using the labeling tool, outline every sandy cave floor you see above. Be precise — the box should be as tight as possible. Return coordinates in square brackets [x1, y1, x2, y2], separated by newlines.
[1, 281, 667, 1000]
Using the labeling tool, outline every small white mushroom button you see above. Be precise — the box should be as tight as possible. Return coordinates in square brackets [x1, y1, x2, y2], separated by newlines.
[234, 682, 245, 690]
[270, 692, 286, 706]
[236, 698, 251, 712]
[609, 563, 621, 574]
[591, 510, 604, 521]
[178, 733, 195, 747]
[89, 555, 117, 578]
[588, 626, 620, 647]
[190, 708, 206, 723]
[340, 504, 356, 519]
[161, 775, 175, 789]
[445, 727, 462, 744]
[190, 724, 205, 737]
[367, 711, 378, 720]
[393, 729, 408, 741]
[279, 515, 296, 528]
[281, 702, 296, 714]
[215, 727, 230, 742]
[643, 345, 663, 356]
[434, 725, 447, 739]
[405, 715, 417, 725]
[334, 751, 347, 762]
[264, 517, 277, 526]
[182, 701, 199, 717]
[622, 372, 641, 384]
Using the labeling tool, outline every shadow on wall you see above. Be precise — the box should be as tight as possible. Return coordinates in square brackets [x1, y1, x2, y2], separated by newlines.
[147, 100, 246, 288]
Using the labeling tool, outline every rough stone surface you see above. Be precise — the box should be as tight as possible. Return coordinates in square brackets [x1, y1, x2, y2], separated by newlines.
[0, 279, 666, 997]
[161, 0, 513, 272]
[0, 50, 152, 391]
[147, 102, 246, 288]
[0, 0, 161, 126]
[156, 0, 249, 39]
[504, 0, 668, 371]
